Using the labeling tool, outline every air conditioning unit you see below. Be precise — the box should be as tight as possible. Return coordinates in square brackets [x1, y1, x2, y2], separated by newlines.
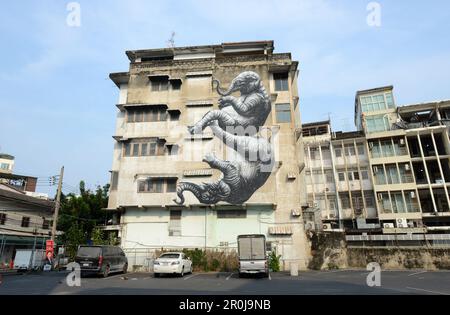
[399, 139, 406, 146]
[219, 242, 229, 247]
[322, 223, 332, 230]
[410, 191, 416, 199]
[313, 201, 319, 208]
[405, 163, 411, 171]
[355, 208, 363, 216]
[396, 218, 408, 228]
[383, 223, 395, 228]
[305, 221, 316, 231]
[291, 209, 301, 217]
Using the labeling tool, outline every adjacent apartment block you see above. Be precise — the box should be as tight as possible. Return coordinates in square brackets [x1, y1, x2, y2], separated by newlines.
[303, 86, 450, 246]
[107, 41, 309, 269]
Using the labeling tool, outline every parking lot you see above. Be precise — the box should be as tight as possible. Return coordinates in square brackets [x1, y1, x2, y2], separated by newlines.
[0, 269, 449, 295]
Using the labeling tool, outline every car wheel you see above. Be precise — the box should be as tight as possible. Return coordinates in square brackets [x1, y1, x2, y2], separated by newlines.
[154, 273, 160, 278]
[102, 265, 110, 278]
[122, 263, 128, 274]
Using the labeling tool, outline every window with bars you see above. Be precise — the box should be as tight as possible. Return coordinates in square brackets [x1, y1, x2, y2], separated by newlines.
[0, 213, 6, 225]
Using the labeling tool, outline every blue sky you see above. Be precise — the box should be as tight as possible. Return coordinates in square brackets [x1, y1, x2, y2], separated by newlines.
[0, 0, 449, 196]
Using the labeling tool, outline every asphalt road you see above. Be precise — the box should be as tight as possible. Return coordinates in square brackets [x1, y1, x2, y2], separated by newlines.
[0, 270, 449, 295]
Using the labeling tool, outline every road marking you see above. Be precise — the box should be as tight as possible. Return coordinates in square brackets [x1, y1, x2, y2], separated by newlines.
[408, 271, 427, 277]
[226, 273, 234, 280]
[268, 273, 271, 280]
[406, 287, 449, 295]
[183, 273, 198, 280]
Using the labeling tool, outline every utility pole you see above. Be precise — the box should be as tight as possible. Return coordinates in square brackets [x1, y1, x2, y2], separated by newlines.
[51, 166, 64, 241]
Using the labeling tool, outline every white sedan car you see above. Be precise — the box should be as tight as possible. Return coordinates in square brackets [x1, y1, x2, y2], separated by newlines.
[153, 252, 193, 277]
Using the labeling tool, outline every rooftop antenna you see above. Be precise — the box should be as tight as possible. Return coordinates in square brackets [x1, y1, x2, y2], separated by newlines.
[167, 31, 176, 48]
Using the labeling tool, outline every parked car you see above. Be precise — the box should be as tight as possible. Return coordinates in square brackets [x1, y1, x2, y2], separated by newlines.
[237, 234, 269, 277]
[75, 245, 128, 278]
[153, 252, 192, 277]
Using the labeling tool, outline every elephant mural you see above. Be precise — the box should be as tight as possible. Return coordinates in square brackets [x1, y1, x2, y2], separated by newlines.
[188, 71, 271, 135]
[174, 123, 274, 205]
[175, 71, 274, 205]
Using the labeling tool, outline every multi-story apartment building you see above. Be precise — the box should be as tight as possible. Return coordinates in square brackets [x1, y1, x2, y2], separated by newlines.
[107, 41, 309, 269]
[303, 121, 377, 231]
[304, 86, 450, 246]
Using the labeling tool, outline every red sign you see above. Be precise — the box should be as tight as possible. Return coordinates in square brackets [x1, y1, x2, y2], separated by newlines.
[46, 240, 54, 260]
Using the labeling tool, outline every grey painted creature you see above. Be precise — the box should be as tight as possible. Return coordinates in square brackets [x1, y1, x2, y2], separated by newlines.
[188, 71, 271, 135]
[173, 123, 274, 205]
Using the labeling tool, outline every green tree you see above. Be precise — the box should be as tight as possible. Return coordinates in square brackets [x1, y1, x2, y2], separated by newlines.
[56, 181, 112, 253]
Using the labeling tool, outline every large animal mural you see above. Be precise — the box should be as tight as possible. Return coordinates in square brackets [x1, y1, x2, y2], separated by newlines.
[174, 71, 274, 205]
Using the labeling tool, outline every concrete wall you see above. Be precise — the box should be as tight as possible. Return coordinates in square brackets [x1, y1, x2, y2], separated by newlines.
[308, 232, 450, 270]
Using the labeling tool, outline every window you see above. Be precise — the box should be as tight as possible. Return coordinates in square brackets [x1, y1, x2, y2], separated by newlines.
[386, 164, 400, 184]
[274, 72, 289, 91]
[365, 115, 390, 133]
[42, 219, 51, 230]
[310, 147, 319, 160]
[169, 210, 182, 236]
[124, 140, 164, 157]
[335, 148, 342, 158]
[373, 165, 386, 185]
[361, 169, 369, 180]
[166, 178, 177, 193]
[325, 170, 334, 183]
[127, 108, 168, 123]
[391, 192, 406, 213]
[170, 79, 182, 90]
[0, 213, 6, 225]
[357, 145, 365, 156]
[124, 143, 131, 157]
[21, 217, 30, 228]
[353, 171, 360, 181]
[217, 210, 247, 219]
[340, 193, 350, 209]
[360, 93, 388, 113]
[338, 172, 345, 182]
[385, 92, 395, 108]
[275, 103, 291, 123]
[151, 77, 169, 91]
[345, 145, 356, 156]
[0, 163, 9, 170]
[364, 191, 375, 208]
[138, 178, 177, 193]
[132, 143, 140, 157]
